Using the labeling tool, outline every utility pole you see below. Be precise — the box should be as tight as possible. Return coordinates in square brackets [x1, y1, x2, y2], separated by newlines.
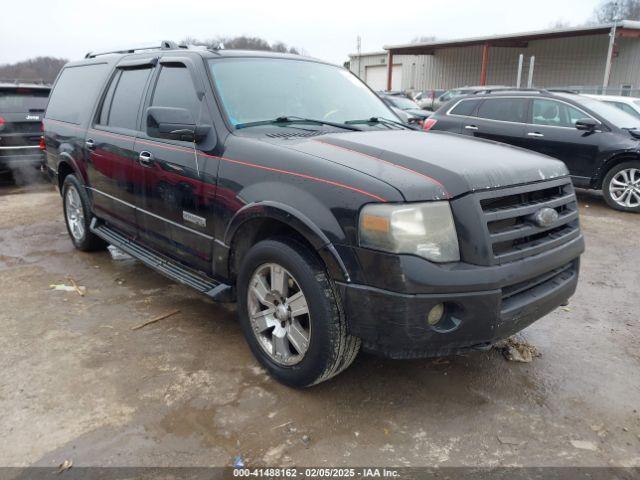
[527, 56, 535, 88]
[603, 1, 620, 90]
[516, 54, 524, 88]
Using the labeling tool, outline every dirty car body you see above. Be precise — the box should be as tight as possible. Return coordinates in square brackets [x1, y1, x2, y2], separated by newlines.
[43, 43, 584, 385]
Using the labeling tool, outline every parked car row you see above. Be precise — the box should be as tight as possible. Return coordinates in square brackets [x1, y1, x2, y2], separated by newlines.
[376, 91, 431, 126]
[413, 86, 509, 111]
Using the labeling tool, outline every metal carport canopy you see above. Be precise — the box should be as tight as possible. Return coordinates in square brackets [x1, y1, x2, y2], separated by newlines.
[380, 21, 640, 90]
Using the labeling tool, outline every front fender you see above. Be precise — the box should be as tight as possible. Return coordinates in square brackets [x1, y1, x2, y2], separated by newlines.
[224, 200, 351, 282]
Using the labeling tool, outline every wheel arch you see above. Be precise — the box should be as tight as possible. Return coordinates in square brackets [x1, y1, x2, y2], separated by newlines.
[224, 201, 351, 284]
[595, 152, 640, 189]
[55, 152, 84, 194]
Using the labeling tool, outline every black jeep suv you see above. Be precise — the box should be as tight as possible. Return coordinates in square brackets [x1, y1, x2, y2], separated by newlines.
[428, 89, 640, 212]
[0, 82, 49, 176]
[44, 42, 584, 387]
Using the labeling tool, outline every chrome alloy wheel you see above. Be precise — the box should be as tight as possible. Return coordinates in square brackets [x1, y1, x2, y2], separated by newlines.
[65, 185, 85, 241]
[247, 263, 311, 366]
[610, 167, 640, 208]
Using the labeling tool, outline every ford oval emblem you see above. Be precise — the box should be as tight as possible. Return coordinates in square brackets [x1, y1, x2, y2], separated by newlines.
[532, 207, 559, 228]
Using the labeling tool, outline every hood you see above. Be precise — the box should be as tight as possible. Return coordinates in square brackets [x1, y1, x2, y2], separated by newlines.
[268, 130, 568, 201]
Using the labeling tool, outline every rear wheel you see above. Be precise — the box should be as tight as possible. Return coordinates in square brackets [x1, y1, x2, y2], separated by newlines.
[62, 174, 107, 251]
[237, 238, 360, 387]
[602, 161, 640, 212]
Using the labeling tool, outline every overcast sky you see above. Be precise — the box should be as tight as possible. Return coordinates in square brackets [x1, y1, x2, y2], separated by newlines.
[0, 0, 603, 65]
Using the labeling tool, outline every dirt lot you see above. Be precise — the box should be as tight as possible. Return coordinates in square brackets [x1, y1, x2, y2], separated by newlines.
[0, 178, 639, 468]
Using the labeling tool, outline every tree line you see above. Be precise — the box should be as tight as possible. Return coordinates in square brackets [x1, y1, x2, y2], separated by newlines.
[0, 36, 302, 85]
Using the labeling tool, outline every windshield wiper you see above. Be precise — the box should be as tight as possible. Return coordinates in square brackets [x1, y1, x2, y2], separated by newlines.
[345, 117, 413, 130]
[236, 116, 361, 131]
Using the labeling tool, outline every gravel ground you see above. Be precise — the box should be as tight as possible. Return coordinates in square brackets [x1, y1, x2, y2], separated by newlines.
[0, 178, 638, 468]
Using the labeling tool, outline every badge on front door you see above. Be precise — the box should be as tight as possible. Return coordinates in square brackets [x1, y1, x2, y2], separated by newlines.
[182, 211, 206, 227]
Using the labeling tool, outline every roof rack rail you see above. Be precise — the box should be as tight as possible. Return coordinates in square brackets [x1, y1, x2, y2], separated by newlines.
[546, 88, 580, 94]
[85, 40, 182, 58]
[478, 87, 547, 94]
[0, 78, 50, 85]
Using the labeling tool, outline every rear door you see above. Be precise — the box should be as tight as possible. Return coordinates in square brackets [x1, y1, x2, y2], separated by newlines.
[435, 98, 482, 133]
[523, 98, 601, 178]
[86, 60, 155, 236]
[461, 97, 528, 148]
[134, 56, 219, 274]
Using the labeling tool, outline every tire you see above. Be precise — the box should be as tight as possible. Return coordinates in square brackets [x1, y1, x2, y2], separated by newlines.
[602, 161, 640, 213]
[62, 174, 107, 251]
[237, 238, 360, 387]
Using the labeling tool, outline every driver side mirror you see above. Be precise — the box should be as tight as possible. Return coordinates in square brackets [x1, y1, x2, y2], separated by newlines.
[575, 118, 600, 132]
[146, 106, 211, 143]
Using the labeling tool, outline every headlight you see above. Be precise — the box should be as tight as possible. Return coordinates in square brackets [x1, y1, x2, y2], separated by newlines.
[359, 202, 460, 262]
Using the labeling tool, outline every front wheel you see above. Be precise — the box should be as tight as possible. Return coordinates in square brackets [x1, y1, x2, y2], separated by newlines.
[62, 174, 107, 251]
[237, 238, 360, 387]
[602, 161, 640, 212]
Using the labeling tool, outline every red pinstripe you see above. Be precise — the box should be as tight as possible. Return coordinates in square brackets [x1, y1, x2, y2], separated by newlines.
[311, 138, 449, 198]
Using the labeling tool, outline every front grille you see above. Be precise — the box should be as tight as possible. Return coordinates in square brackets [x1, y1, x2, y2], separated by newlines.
[478, 178, 580, 264]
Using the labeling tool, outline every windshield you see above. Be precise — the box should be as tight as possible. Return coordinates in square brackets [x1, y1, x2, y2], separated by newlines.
[388, 96, 420, 110]
[0, 88, 49, 112]
[573, 95, 640, 129]
[208, 58, 394, 127]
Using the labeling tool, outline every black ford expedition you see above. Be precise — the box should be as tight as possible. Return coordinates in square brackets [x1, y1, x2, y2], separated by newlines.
[0, 82, 49, 176]
[43, 42, 584, 387]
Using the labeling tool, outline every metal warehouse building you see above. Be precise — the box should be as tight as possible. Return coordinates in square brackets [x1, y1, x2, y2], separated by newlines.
[349, 21, 640, 94]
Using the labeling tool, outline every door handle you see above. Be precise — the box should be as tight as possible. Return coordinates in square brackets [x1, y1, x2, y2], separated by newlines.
[85, 139, 95, 150]
[464, 125, 479, 131]
[138, 151, 154, 167]
[527, 132, 544, 137]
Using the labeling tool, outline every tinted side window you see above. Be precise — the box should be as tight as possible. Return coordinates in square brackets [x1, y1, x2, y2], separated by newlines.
[151, 65, 200, 117]
[449, 99, 480, 116]
[477, 98, 528, 123]
[531, 99, 586, 128]
[46, 64, 109, 124]
[104, 68, 152, 131]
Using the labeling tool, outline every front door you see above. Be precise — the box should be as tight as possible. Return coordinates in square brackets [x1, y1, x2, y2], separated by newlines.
[86, 63, 154, 236]
[134, 58, 219, 274]
[524, 98, 601, 178]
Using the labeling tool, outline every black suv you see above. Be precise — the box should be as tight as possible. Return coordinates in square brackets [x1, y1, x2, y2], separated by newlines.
[44, 42, 584, 387]
[0, 82, 49, 176]
[428, 89, 640, 212]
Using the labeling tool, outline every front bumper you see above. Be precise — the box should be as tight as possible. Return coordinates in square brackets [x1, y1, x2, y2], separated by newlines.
[336, 235, 583, 359]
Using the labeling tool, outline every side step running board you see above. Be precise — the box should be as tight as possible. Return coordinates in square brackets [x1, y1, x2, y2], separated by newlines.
[90, 219, 234, 302]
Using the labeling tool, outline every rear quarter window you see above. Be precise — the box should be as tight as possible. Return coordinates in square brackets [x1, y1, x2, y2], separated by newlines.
[46, 63, 109, 124]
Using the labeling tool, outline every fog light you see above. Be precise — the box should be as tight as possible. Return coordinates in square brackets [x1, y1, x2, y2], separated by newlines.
[427, 303, 445, 326]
